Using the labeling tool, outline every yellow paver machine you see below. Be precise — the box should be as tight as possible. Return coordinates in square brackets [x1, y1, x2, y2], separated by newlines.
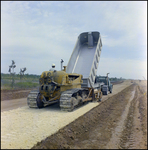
[27, 31, 104, 111]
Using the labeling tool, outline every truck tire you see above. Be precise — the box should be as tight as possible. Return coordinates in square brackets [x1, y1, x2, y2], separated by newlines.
[104, 90, 108, 95]
[98, 98, 102, 102]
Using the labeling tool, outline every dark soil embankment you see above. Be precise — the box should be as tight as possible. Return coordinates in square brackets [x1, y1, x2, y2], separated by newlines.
[31, 83, 147, 149]
[1, 88, 37, 101]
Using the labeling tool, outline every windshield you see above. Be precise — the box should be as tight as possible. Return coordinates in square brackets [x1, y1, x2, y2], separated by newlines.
[96, 77, 108, 84]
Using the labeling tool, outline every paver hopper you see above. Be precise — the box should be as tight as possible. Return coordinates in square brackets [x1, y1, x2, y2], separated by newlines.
[66, 31, 103, 88]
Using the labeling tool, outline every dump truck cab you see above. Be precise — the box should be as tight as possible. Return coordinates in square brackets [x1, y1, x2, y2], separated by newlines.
[95, 75, 113, 95]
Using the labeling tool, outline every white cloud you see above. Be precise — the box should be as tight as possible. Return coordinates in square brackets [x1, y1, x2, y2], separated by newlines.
[101, 35, 125, 47]
[98, 57, 147, 80]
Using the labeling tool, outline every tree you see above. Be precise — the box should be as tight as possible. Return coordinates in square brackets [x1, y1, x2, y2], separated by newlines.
[20, 67, 27, 80]
[8, 60, 16, 88]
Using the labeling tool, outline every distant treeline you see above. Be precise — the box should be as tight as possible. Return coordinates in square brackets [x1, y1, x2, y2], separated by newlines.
[110, 77, 126, 81]
[1, 73, 40, 79]
[1, 73, 125, 81]
[96, 75, 125, 81]
[1, 73, 125, 90]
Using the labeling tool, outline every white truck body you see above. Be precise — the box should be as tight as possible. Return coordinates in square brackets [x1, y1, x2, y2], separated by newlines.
[66, 31, 103, 88]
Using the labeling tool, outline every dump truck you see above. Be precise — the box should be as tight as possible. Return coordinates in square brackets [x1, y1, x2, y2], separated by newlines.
[27, 31, 103, 111]
[95, 75, 113, 95]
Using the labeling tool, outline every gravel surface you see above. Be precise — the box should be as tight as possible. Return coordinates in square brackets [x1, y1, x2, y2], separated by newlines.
[1, 102, 100, 149]
[1, 80, 135, 149]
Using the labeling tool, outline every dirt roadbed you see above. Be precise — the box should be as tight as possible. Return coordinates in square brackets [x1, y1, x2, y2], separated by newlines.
[1, 89, 35, 101]
[1, 81, 147, 149]
[32, 83, 147, 149]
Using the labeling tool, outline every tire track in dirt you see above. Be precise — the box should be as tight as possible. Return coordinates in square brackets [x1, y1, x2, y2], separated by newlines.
[105, 87, 136, 149]
[118, 85, 147, 149]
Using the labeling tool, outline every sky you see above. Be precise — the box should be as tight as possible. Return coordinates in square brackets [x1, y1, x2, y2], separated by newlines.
[1, 1, 147, 80]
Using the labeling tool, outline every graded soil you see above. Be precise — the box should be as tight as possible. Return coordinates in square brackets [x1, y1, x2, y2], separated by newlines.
[1, 80, 147, 149]
[31, 82, 147, 149]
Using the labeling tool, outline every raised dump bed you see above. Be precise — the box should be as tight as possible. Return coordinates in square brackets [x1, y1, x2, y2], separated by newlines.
[66, 31, 103, 88]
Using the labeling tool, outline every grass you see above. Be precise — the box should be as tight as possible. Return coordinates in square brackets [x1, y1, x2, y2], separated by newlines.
[1, 82, 39, 90]
[15, 82, 39, 88]
[1, 74, 40, 90]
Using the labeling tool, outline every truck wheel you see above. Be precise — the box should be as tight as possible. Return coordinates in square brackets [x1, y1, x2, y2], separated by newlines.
[98, 98, 101, 102]
[98, 91, 102, 102]
[104, 91, 108, 95]
[37, 94, 44, 108]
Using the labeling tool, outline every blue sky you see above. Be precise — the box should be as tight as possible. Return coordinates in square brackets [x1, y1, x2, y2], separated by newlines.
[1, 1, 147, 80]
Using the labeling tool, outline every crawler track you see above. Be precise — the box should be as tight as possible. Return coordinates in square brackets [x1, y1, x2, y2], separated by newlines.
[60, 88, 89, 111]
[27, 91, 39, 108]
[27, 88, 90, 111]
